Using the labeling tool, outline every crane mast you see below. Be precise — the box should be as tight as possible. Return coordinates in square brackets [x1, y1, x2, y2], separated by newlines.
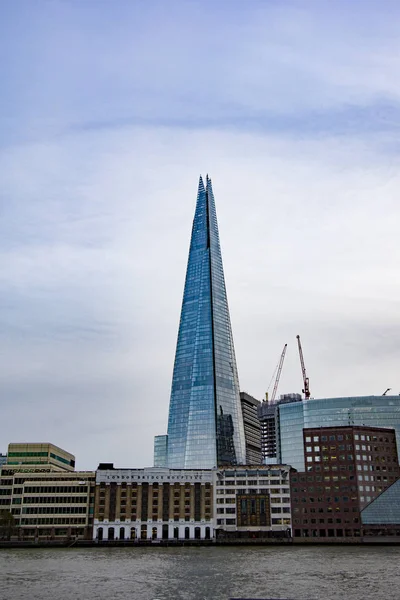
[296, 334, 310, 399]
[270, 344, 288, 403]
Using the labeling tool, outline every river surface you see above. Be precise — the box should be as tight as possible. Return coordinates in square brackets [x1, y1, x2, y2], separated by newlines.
[0, 546, 399, 600]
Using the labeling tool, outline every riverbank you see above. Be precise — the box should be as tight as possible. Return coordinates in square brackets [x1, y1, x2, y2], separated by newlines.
[1, 536, 400, 548]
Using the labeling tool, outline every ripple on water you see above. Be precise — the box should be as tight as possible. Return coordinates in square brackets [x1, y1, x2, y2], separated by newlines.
[0, 546, 399, 600]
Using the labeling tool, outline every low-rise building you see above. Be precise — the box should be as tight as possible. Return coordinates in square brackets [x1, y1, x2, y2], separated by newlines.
[93, 466, 214, 541]
[214, 465, 292, 540]
[290, 426, 400, 540]
[0, 442, 95, 541]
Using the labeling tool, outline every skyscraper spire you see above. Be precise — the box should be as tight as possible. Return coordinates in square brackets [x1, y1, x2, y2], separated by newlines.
[154, 176, 246, 469]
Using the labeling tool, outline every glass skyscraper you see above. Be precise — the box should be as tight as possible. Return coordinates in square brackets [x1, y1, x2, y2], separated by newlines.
[279, 395, 400, 471]
[154, 176, 246, 469]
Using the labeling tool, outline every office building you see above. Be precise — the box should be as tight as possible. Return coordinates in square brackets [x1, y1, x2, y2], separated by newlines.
[214, 465, 292, 540]
[5, 443, 75, 472]
[279, 396, 400, 471]
[93, 466, 213, 541]
[258, 393, 302, 463]
[290, 426, 400, 540]
[0, 442, 95, 541]
[0, 470, 95, 541]
[240, 392, 262, 464]
[155, 176, 246, 469]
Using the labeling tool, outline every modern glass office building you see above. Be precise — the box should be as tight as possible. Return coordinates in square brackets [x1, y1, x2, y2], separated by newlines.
[279, 396, 400, 471]
[154, 176, 246, 469]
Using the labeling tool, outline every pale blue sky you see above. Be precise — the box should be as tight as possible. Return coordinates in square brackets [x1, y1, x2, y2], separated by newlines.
[1, 0, 400, 468]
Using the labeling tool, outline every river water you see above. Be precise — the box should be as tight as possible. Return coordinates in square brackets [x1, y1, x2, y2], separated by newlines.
[0, 546, 399, 600]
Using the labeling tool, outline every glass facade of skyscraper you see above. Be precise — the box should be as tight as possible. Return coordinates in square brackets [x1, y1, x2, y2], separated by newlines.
[279, 396, 400, 471]
[155, 176, 246, 469]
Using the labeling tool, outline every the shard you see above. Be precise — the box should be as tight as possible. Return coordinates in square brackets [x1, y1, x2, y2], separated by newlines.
[154, 176, 246, 469]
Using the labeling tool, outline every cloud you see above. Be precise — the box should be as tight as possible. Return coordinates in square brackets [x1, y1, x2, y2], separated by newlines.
[0, 1, 399, 468]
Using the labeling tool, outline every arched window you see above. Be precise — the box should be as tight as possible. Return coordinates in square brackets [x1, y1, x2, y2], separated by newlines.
[97, 527, 103, 541]
[205, 527, 210, 540]
[185, 527, 190, 540]
[108, 527, 115, 541]
[152, 527, 158, 540]
[130, 528, 136, 540]
[119, 527, 125, 541]
[194, 527, 201, 540]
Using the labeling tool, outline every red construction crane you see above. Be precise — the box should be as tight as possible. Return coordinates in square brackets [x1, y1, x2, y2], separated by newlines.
[270, 343, 288, 403]
[296, 334, 310, 399]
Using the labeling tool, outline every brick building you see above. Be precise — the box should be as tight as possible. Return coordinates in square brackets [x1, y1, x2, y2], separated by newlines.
[290, 426, 399, 540]
[93, 466, 213, 541]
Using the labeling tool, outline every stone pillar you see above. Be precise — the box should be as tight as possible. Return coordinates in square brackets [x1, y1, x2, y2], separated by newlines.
[126, 484, 132, 518]
[115, 484, 122, 522]
[136, 484, 142, 522]
[200, 484, 206, 520]
[190, 483, 195, 521]
[104, 484, 111, 521]
[179, 483, 185, 522]
[158, 485, 163, 521]
[94, 485, 101, 520]
[148, 484, 153, 522]
[169, 485, 175, 520]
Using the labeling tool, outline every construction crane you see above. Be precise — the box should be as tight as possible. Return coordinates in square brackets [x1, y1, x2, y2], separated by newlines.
[382, 388, 391, 396]
[270, 344, 288, 403]
[296, 334, 310, 399]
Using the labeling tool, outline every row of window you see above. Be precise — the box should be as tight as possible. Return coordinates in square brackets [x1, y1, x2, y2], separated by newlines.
[292, 496, 358, 503]
[21, 506, 88, 514]
[293, 507, 359, 514]
[294, 517, 359, 524]
[20, 517, 86, 525]
[216, 518, 291, 526]
[305, 434, 391, 443]
[23, 497, 89, 504]
[24, 486, 88, 494]
[217, 479, 283, 486]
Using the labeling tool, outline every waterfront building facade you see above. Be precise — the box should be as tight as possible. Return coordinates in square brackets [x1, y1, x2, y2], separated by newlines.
[0, 443, 94, 541]
[279, 396, 400, 471]
[93, 466, 214, 541]
[214, 465, 292, 539]
[0, 454, 7, 468]
[239, 392, 262, 464]
[290, 426, 400, 540]
[155, 176, 246, 469]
